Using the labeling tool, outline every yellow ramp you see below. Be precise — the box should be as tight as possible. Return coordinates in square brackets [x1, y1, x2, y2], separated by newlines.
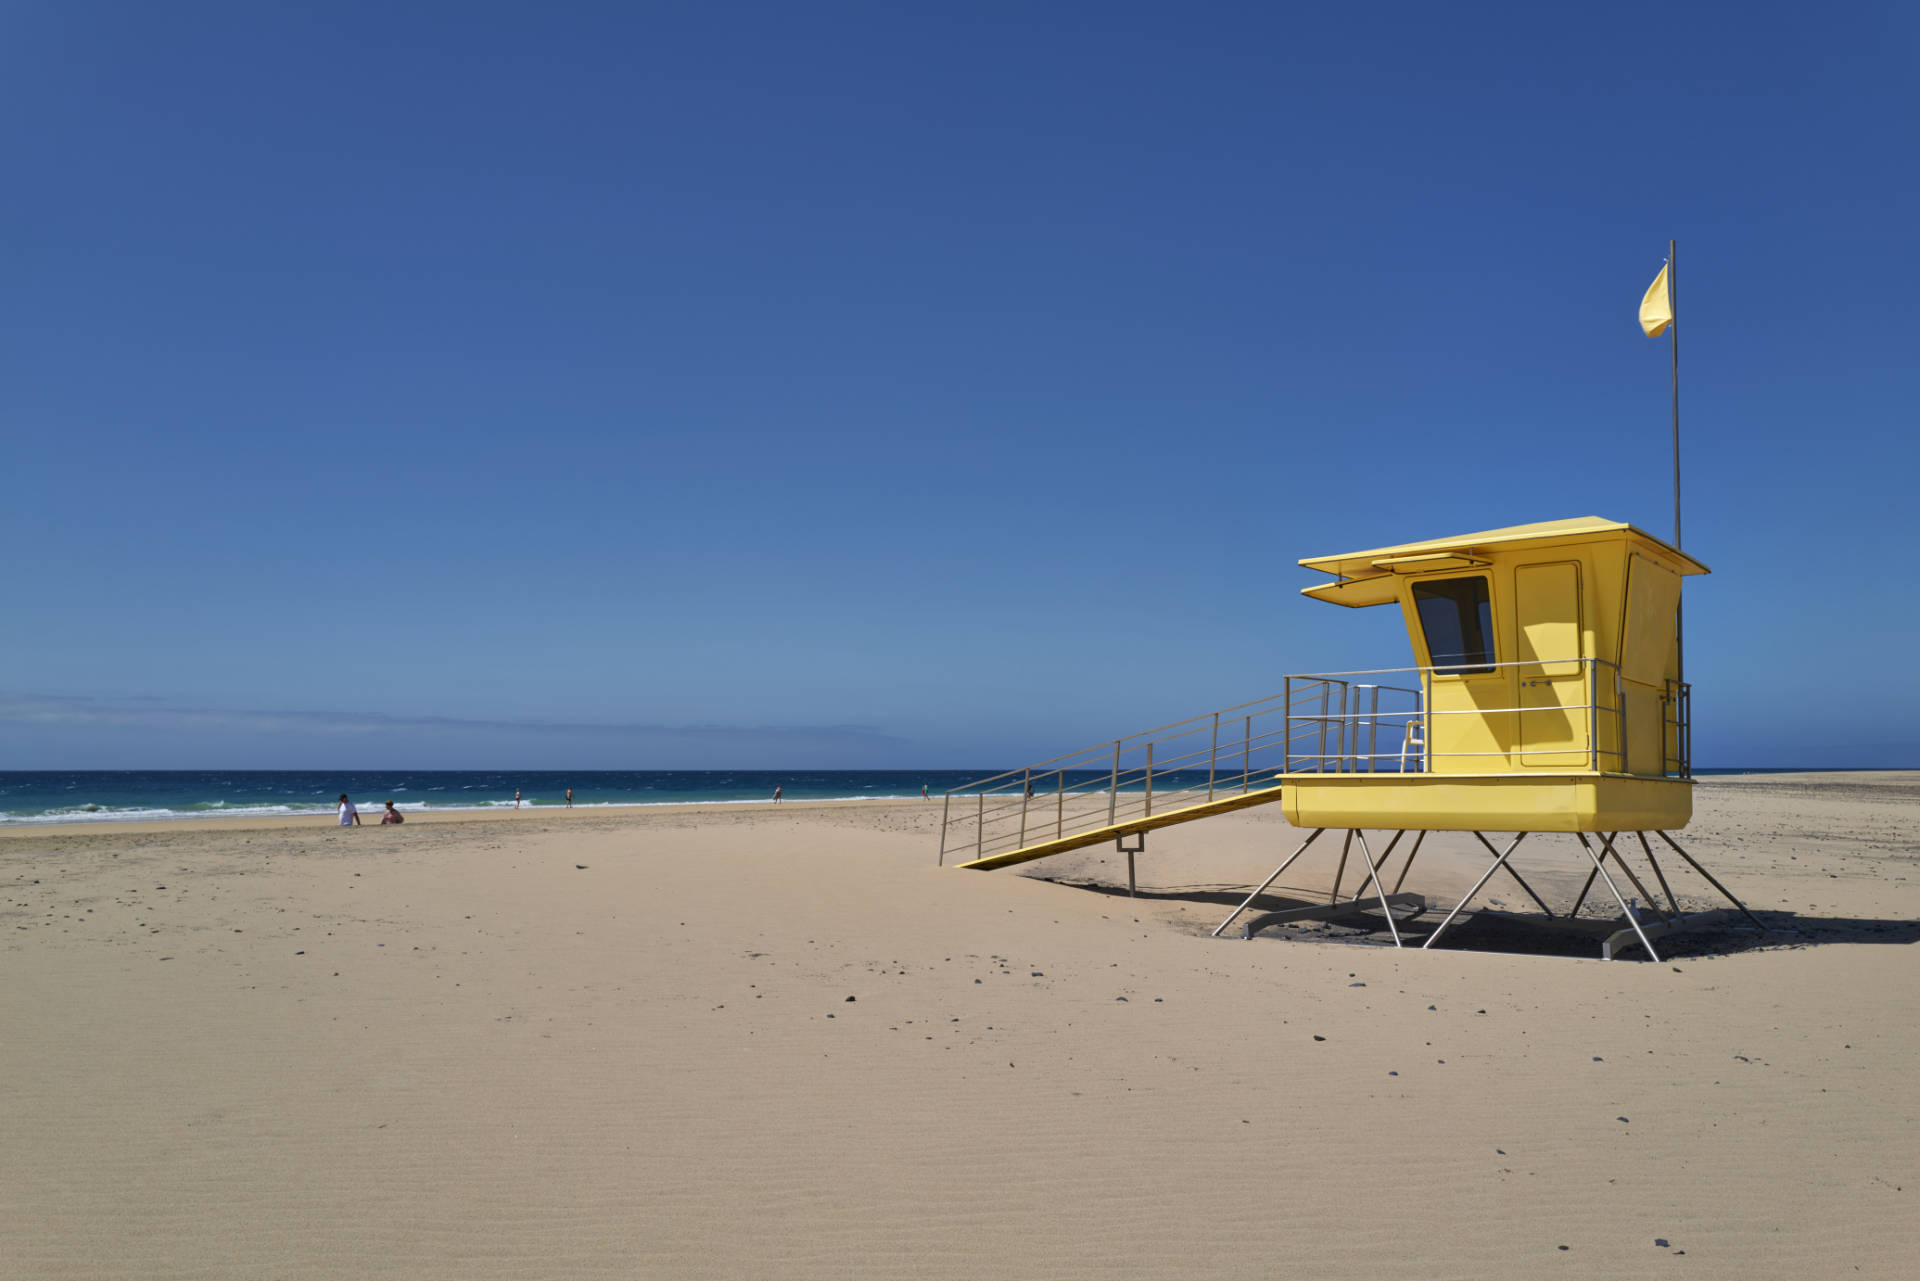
[954, 783, 1288, 870]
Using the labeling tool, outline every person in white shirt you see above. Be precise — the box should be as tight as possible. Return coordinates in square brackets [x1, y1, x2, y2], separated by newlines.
[337, 794, 361, 826]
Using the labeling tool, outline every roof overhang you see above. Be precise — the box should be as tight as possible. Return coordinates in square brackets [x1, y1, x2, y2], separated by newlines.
[1297, 516, 1709, 608]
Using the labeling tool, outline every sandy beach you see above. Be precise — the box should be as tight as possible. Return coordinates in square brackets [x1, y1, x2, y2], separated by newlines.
[3, 774, 1916, 1279]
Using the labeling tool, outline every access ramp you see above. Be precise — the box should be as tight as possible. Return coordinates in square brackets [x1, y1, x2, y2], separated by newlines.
[938, 680, 1422, 870]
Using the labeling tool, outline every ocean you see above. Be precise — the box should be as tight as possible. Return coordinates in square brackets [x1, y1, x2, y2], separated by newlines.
[0, 770, 1009, 825]
[0, 767, 1873, 826]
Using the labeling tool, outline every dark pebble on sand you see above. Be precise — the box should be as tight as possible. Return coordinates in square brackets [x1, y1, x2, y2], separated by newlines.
[1115, 996, 1128, 1002]
[575, 865, 588, 870]
[1617, 1116, 1630, 1123]
[845, 995, 856, 1002]
[1654, 1238, 1669, 1248]
[1313, 1035, 1326, 1041]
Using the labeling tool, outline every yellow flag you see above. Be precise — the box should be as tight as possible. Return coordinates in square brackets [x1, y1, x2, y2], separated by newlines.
[1639, 264, 1673, 336]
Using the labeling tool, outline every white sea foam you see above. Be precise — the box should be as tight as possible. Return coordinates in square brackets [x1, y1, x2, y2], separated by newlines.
[0, 795, 918, 825]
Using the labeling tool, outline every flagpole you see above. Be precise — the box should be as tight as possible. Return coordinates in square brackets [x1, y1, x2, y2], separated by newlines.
[1669, 239, 1685, 728]
[1670, 238, 1680, 549]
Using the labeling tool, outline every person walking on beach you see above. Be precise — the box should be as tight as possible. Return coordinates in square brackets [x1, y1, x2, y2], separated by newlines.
[772, 785, 783, 803]
[565, 787, 573, 808]
[514, 788, 522, 810]
[337, 794, 360, 826]
[921, 783, 929, 800]
[380, 801, 405, 825]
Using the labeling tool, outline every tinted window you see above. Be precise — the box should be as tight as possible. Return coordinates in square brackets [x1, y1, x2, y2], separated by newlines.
[1413, 577, 1495, 674]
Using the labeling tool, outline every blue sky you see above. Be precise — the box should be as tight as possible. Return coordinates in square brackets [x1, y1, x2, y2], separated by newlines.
[4, 0, 1916, 769]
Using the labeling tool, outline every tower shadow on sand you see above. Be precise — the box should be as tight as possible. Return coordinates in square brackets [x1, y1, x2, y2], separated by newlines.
[1034, 877, 1920, 961]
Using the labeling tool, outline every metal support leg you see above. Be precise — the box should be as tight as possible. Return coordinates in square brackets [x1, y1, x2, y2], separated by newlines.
[1596, 832, 1673, 924]
[1636, 831, 1682, 917]
[1212, 829, 1325, 938]
[1654, 831, 1767, 929]
[1345, 831, 1404, 901]
[1352, 830, 1403, 947]
[1421, 833, 1529, 950]
[1470, 831, 1556, 918]
[1390, 831, 1427, 894]
[1577, 833, 1661, 962]
[1569, 861, 1601, 917]
[1329, 830, 1354, 904]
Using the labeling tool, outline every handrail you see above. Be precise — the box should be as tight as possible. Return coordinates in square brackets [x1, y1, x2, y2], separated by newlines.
[953, 692, 1293, 792]
[938, 657, 1691, 866]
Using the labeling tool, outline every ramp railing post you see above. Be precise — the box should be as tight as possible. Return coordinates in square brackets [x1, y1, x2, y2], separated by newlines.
[975, 792, 983, 860]
[1243, 715, 1252, 792]
[1108, 742, 1120, 825]
[1144, 742, 1153, 817]
[1018, 768, 1030, 847]
[939, 791, 951, 866]
[1056, 770, 1065, 839]
[1208, 713, 1219, 801]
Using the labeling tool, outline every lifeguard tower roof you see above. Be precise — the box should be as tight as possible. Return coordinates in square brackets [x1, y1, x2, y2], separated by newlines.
[1299, 516, 1708, 608]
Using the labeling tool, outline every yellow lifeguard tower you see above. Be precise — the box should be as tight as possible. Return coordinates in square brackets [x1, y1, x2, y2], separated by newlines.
[937, 516, 1763, 961]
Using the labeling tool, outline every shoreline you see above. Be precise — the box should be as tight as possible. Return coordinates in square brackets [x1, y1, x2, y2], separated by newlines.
[6, 768, 1913, 837]
[0, 793, 934, 840]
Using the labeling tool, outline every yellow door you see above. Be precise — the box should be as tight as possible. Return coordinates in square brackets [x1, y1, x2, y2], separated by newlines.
[1515, 562, 1588, 768]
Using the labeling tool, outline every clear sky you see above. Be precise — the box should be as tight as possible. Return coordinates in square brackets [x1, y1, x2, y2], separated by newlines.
[4, 1, 1916, 770]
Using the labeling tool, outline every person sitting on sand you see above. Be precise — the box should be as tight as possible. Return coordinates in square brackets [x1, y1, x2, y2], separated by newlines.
[381, 801, 405, 825]
[337, 794, 360, 826]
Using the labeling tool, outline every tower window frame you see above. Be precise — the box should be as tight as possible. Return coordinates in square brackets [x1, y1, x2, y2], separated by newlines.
[1412, 575, 1496, 675]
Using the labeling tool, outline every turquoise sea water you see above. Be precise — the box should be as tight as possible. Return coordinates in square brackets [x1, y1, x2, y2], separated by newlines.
[0, 770, 980, 825]
[0, 767, 1890, 826]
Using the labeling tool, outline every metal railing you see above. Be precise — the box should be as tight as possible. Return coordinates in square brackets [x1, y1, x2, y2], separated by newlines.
[937, 691, 1294, 865]
[1282, 677, 1424, 773]
[1664, 679, 1693, 778]
[1285, 658, 1629, 773]
[938, 658, 1692, 864]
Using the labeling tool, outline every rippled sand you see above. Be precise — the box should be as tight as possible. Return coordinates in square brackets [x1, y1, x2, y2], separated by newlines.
[3, 775, 1916, 1278]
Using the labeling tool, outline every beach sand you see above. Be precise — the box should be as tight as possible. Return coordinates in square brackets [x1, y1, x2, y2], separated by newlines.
[3, 774, 1916, 1278]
